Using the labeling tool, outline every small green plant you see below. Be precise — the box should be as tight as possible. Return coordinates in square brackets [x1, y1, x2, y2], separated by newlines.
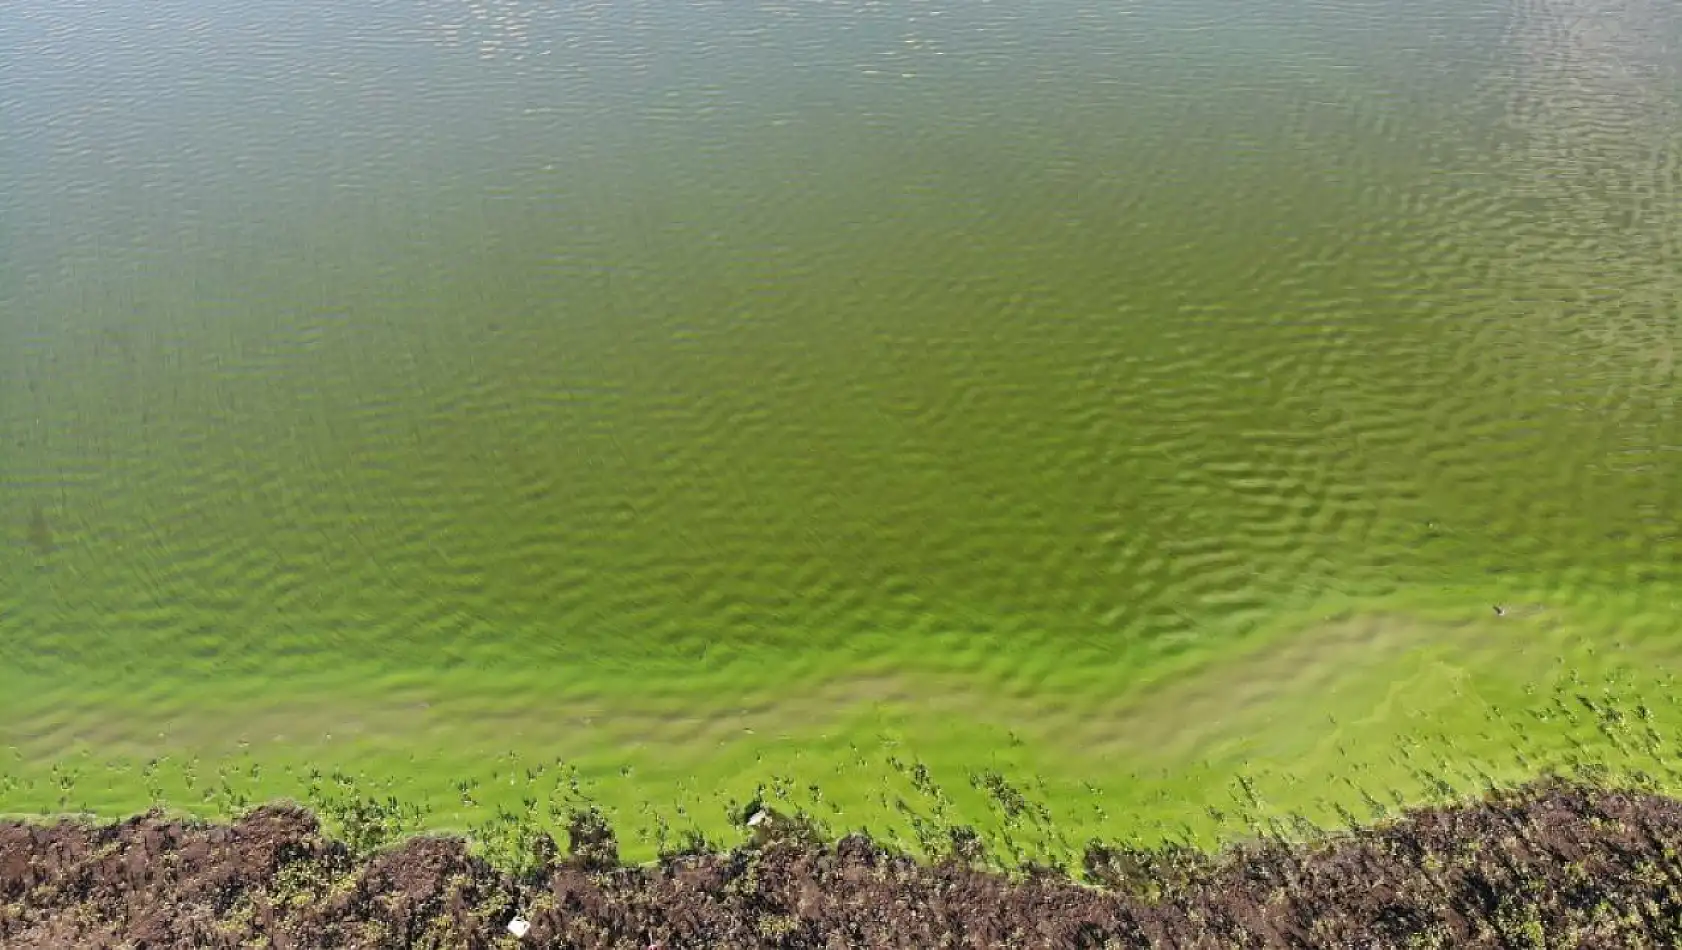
[305, 770, 428, 857]
[567, 805, 619, 871]
[1081, 839, 1214, 900]
[470, 799, 557, 883]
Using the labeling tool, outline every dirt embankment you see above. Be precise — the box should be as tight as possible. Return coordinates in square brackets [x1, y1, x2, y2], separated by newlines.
[2, 778, 1681, 948]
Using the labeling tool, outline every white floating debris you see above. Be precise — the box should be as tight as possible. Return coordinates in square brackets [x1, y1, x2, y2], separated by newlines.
[747, 809, 769, 828]
[507, 916, 531, 939]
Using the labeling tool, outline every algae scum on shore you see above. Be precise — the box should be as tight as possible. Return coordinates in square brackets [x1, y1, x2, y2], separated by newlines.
[2, 0, 1682, 874]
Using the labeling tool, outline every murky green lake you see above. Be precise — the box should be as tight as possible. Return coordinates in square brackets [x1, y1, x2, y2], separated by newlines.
[3, 0, 1681, 852]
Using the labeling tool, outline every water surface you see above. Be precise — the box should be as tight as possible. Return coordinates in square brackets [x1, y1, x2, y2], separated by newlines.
[2, 0, 1680, 844]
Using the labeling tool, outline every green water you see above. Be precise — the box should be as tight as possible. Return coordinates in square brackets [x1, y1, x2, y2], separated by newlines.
[3, 0, 1682, 854]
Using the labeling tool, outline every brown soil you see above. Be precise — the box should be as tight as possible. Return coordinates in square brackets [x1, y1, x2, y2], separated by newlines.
[4, 778, 1682, 948]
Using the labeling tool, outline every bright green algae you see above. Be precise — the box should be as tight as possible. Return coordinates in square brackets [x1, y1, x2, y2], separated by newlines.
[3, 0, 1681, 859]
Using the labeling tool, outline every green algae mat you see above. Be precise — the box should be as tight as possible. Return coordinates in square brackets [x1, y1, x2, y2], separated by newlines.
[4, 0, 1682, 859]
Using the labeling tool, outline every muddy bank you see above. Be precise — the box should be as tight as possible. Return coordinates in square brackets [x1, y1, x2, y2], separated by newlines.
[2, 778, 1681, 947]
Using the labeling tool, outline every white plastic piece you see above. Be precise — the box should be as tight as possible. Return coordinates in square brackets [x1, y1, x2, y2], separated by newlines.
[507, 916, 532, 939]
[747, 809, 769, 827]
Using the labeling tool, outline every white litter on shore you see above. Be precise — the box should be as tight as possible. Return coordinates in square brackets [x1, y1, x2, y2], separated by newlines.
[747, 809, 769, 827]
[507, 916, 531, 938]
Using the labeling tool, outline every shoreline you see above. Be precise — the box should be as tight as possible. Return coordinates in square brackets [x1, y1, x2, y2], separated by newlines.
[3, 775, 1680, 947]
